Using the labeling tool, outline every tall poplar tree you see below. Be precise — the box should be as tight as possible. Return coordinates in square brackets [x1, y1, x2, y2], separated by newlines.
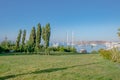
[16, 29, 22, 50]
[45, 23, 51, 48]
[42, 23, 51, 49]
[42, 26, 46, 48]
[29, 27, 36, 51]
[21, 29, 26, 51]
[42, 26, 45, 41]
[22, 30, 26, 46]
[36, 23, 42, 51]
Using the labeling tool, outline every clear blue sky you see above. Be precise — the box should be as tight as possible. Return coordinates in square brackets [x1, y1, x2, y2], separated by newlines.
[0, 0, 120, 42]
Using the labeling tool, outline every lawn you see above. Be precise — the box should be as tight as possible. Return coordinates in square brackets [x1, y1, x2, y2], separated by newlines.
[0, 54, 120, 80]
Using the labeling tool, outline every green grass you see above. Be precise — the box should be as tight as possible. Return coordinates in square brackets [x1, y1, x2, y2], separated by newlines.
[0, 54, 120, 80]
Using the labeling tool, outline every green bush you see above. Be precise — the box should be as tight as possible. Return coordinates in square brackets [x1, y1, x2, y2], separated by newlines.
[49, 46, 77, 53]
[59, 46, 65, 52]
[0, 46, 4, 53]
[98, 49, 112, 60]
[99, 48, 120, 62]
[91, 50, 99, 54]
[110, 48, 120, 62]
[44, 48, 50, 55]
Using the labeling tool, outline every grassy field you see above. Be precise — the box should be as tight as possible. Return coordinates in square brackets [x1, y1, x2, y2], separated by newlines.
[0, 54, 120, 80]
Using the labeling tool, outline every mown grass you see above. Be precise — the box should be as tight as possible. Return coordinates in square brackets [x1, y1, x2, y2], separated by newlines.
[0, 53, 120, 80]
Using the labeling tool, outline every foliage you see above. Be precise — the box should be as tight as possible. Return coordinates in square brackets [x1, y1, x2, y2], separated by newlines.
[0, 46, 4, 53]
[41, 23, 51, 55]
[25, 41, 34, 53]
[17, 29, 27, 52]
[45, 48, 50, 55]
[99, 48, 120, 62]
[0, 40, 9, 50]
[99, 49, 112, 60]
[15, 29, 22, 51]
[35, 23, 42, 52]
[0, 40, 15, 52]
[45, 23, 51, 48]
[110, 48, 120, 62]
[42, 23, 51, 49]
[29, 27, 36, 52]
[0, 22, 51, 54]
[91, 50, 99, 54]
[42, 27, 46, 44]
[22, 30, 26, 46]
[49, 47, 59, 52]
[49, 46, 77, 53]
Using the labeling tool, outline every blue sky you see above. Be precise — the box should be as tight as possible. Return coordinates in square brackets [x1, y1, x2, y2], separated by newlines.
[0, 0, 120, 42]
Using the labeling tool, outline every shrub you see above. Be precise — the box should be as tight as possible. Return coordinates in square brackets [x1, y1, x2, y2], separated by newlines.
[98, 49, 112, 60]
[91, 50, 99, 54]
[45, 48, 50, 55]
[0, 46, 4, 53]
[59, 46, 65, 52]
[49, 46, 77, 53]
[110, 48, 120, 62]
[99, 48, 120, 62]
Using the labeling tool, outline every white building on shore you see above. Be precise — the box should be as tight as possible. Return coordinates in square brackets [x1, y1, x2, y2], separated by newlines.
[105, 42, 120, 50]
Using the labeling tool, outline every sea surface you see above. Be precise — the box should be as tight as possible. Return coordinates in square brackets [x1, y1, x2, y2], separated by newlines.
[75, 44, 106, 52]
[50, 42, 107, 52]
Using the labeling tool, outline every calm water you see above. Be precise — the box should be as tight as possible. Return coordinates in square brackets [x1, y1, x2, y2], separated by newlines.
[75, 44, 106, 52]
[51, 42, 106, 52]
